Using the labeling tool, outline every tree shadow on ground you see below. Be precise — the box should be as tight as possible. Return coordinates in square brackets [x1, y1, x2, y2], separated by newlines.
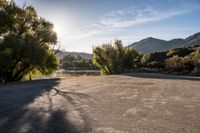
[123, 72, 200, 81]
[0, 79, 82, 133]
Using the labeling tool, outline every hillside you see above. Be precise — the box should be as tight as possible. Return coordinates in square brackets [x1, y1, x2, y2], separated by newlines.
[127, 32, 200, 53]
[56, 51, 92, 60]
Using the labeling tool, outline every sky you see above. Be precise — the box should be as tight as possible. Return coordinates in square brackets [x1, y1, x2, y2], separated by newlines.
[15, 0, 200, 53]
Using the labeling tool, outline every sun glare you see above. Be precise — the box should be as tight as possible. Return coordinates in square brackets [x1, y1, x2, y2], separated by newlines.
[53, 24, 62, 34]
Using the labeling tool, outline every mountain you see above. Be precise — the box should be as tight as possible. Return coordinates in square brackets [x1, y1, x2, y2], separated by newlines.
[127, 32, 200, 53]
[56, 51, 92, 60]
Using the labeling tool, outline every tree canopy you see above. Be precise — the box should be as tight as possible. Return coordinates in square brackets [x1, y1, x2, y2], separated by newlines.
[0, 1, 58, 83]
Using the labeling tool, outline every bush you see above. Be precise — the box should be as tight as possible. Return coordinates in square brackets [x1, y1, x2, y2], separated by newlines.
[142, 45, 200, 76]
[164, 48, 200, 75]
[189, 47, 200, 75]
[141, 51, 167, 68]
[166, 47, 195, 58]
[165, 56, 184, 72]
[93, 40, 141, 75]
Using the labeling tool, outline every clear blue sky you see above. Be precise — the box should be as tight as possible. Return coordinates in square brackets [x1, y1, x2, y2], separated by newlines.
[16, 0, 200, 53]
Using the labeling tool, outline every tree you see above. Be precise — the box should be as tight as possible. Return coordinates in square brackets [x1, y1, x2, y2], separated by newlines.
[0, 1, 58, 83]
[92, 40, 141, 75]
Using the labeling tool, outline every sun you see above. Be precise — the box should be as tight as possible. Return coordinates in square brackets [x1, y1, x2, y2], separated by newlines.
[53, 24, 62, 34]
[52, 17, 73, 37]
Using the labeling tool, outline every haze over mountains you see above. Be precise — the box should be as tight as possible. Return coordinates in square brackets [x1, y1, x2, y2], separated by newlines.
[57, 32, 200, 59]
[56, 51, 92, 59]
[127, 32, 200, 53]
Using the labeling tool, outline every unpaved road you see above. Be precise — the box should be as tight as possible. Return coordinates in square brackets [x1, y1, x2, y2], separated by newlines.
[0, 73, 200, 133]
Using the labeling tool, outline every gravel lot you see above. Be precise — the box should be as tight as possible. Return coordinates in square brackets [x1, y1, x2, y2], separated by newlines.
[0, 73, 200, 133]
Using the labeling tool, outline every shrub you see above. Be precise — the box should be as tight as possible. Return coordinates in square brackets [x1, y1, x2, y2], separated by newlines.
[142, 51, 167, 68]
[93, 40, 141, 75]
[165, 56, 184, 72]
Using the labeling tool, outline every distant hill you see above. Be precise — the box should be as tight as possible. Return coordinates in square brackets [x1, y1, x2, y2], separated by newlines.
[127, 32, 200, 53]
[56, 51, 92, 60]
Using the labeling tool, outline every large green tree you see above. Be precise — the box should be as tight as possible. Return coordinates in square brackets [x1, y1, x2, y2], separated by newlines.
[0, 1, 58, 83]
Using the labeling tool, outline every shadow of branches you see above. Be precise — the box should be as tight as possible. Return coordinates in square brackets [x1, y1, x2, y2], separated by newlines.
[0, 79, 83, 133]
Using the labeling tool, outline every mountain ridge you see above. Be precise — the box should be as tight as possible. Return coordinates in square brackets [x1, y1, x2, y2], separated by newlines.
[127, 32, 200, 53]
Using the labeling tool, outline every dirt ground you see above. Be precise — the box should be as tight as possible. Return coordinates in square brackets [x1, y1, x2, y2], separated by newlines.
[0, 73, 200, 133]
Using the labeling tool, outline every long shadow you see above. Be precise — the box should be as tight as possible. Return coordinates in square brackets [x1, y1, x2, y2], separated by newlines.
[123, 72, 200, 81]
[0, 78, 81, 133]
[44, 110, 80, 133]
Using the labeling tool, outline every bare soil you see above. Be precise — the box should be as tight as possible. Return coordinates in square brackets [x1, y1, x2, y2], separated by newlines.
[0, 73, 200, 133]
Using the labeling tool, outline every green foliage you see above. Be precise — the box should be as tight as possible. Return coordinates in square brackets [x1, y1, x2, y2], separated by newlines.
[142, 45, 200, 68]
[165, 56, 185, 72]
[190, 47, 200, 67]
[189, 47, 200, 75]
[166, 46, 196, 58]
[142, 45, 200, 75]
[142, 51, 167, 68]
[93, 40, 141, 75]
[0, 2, 58, 83]
[165, 54, 198, 74]
[123, 48, 141, 70]
[60, 54, 97, 70]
